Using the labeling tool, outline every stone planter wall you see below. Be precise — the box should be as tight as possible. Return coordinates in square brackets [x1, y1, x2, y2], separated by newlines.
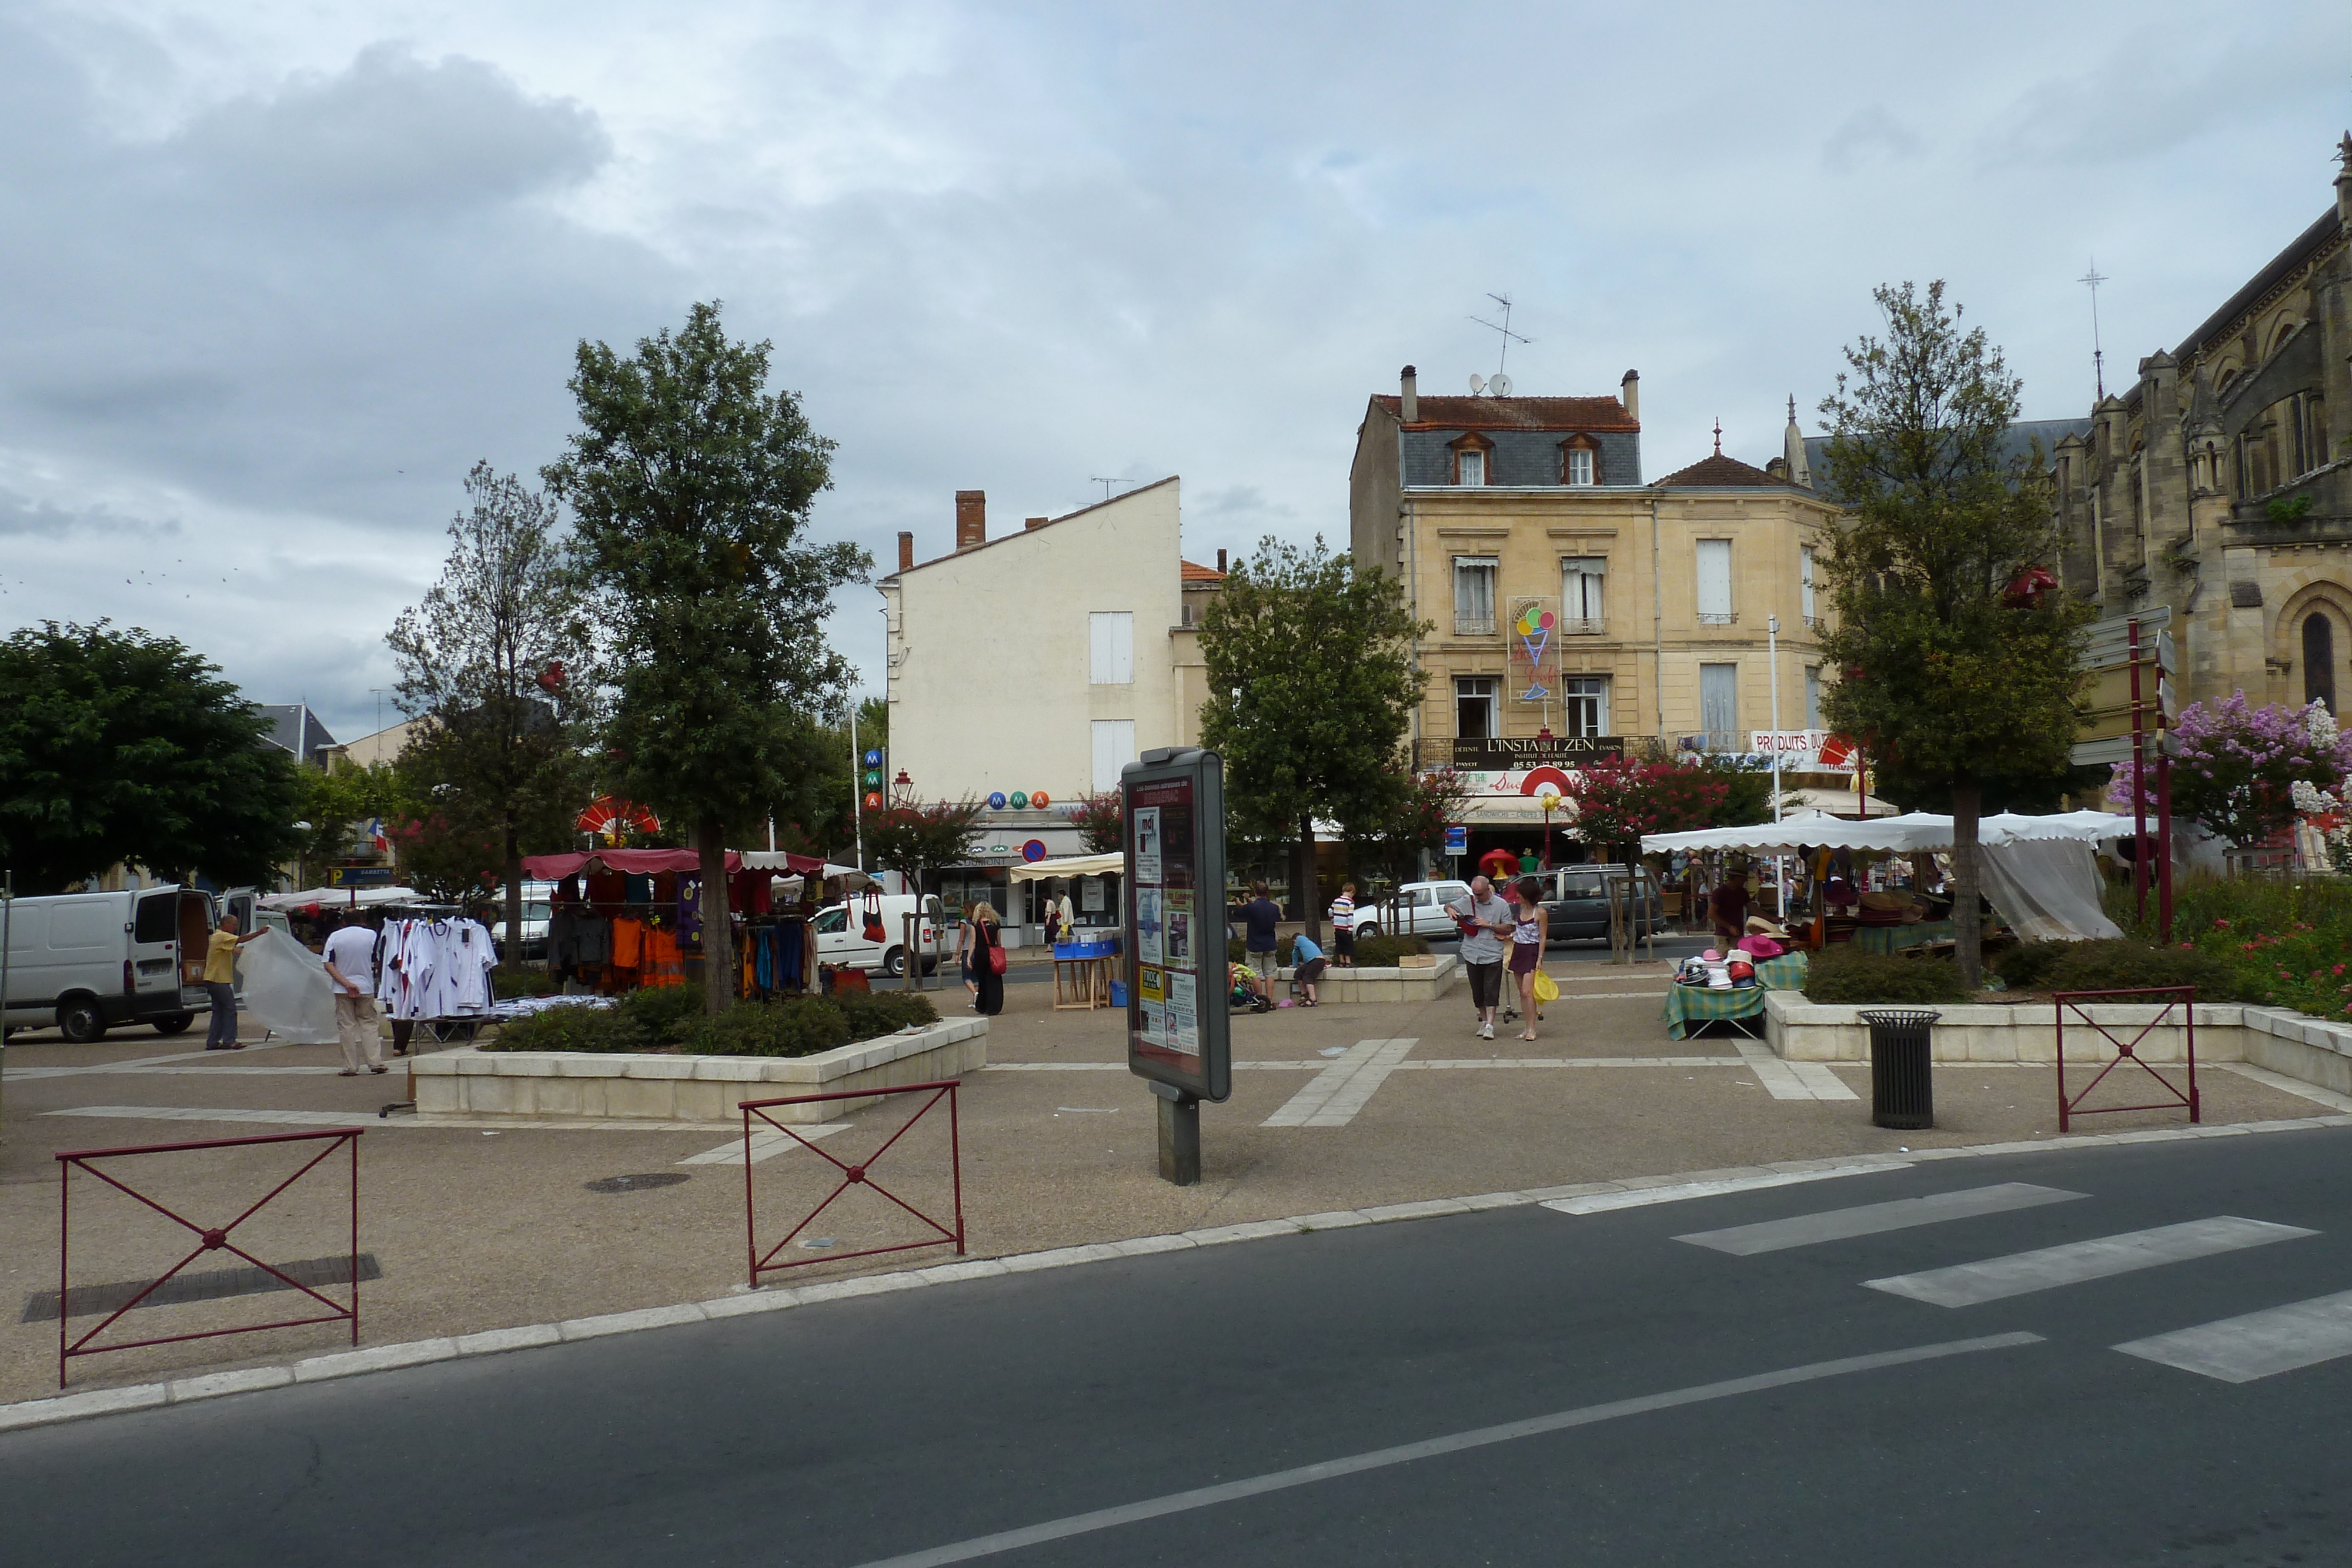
[412, 1017, 988, 1125]
[1279, 954, 1462, 1004]
[1763, 992, 2352, 1099]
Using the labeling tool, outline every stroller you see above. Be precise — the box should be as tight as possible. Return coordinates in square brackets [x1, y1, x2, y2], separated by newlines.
[1228, 965, 1272, 1014]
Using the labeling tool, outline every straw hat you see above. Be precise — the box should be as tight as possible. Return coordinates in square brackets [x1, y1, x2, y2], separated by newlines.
[1743, 915, 1789, 939]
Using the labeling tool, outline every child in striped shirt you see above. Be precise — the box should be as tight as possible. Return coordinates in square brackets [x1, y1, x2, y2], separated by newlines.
[1328, 883, 1357, 967]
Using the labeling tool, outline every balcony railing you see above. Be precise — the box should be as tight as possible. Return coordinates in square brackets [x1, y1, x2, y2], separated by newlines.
[1454, 617, 1496, 638]
[1696, 611, 1737, 627]
[1560, 617, 1605, 637]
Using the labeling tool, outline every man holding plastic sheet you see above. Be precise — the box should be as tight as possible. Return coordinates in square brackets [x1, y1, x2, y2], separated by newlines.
[201, 915, 266, 1050]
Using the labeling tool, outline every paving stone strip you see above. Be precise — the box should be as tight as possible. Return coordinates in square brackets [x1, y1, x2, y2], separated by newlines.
[6, 1110, 2349, 1438]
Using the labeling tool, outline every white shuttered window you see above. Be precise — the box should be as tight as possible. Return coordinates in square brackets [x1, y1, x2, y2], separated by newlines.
[1696, 540, 1733, 624]
[1091, 720, 1136, 794]
[1089, 611, 1134, 684]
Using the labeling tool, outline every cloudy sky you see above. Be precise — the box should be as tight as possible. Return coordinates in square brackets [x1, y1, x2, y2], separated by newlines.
[4, 0, 2346, 742]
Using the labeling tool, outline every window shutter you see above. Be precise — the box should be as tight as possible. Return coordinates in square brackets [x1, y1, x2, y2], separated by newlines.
[1091, 720, 1136, 793]
[1696, 541, 1733, 621]
[1090, 612, 1134, 684]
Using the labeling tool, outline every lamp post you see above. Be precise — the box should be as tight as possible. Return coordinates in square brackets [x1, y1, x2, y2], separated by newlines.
[1768, 614, 1786, 917]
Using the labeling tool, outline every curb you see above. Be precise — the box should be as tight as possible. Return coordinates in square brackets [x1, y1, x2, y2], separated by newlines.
[7, 1109, 2350, 1437]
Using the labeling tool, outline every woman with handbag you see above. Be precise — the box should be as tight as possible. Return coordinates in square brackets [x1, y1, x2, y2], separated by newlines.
[970, 902, 1007, 1017]
[1508, 876, 1551, 1042]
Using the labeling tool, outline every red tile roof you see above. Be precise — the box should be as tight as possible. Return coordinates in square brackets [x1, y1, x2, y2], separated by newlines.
[1372, 394, 1638, 432]
[1180, 559, 1225, 582]
[1653, 453, 1796, 488]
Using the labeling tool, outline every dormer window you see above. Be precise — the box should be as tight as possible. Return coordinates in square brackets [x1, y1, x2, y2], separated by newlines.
[1560, 435, 1599, 486]
[1449, 432, 1494, 486]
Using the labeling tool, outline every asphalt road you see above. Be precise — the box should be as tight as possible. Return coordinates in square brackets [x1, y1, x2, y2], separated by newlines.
[13, 1127, 2351, 1567]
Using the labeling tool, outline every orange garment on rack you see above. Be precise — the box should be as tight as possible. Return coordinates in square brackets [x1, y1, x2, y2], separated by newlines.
[610, 917, 645, 971]
[642, 925, 684, 988]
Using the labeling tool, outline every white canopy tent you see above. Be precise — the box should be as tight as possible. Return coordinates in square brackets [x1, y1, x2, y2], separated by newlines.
[259, 884, 425, 911]
[1641, 810, 2129, 942]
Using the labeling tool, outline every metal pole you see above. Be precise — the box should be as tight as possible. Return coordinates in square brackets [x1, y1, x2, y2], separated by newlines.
[1769, 614, 1785, 918]
[1152, 1081, 1201, 1185]
[851, 708, 864, 874]
[2130, 621, 2147, 922]
[2157, 751, 2175, 945]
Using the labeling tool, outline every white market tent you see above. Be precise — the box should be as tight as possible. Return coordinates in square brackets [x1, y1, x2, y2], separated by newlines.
[1008, 851, 1123, 884]
[1642, 810, 2129, 942]
[259, 884, 425, 911]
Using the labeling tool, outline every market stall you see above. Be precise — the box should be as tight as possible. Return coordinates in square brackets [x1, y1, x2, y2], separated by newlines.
[516, 847, 837, 998]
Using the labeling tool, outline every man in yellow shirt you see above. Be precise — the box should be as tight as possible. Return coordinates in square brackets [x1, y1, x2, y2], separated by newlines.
[203, 914, 266, 1050]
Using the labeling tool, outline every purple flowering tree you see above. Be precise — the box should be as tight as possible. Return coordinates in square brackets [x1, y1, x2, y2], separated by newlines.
[2109, 693, 2352, 848]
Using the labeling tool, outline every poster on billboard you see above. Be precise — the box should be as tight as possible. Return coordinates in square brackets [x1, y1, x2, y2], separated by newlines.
[1122, 748, 1230, 1103]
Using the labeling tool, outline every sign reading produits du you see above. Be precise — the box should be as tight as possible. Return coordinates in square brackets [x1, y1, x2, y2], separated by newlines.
[1748, 731, 1857, 771]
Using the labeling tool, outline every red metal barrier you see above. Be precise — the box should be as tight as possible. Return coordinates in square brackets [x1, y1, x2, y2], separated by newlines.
[741, 1081, 964, 1287]
[2054, 986, 2199, 1134]
[58, 1128, 362, 1388]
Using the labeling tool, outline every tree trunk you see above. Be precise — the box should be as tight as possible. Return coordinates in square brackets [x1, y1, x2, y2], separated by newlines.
[1950, 780, 1982, 991]
[502, 828, 523, 977]
[1295, 814, 1321, 947]
[697, 813, 734, 1014]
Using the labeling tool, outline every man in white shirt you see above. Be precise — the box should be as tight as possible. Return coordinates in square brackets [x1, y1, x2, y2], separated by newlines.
[322, 913, 387, 1075]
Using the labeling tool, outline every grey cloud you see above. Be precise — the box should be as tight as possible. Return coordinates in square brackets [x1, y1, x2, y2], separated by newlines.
[1822, 106, 1923, 174]
[0, 489, 179, 539]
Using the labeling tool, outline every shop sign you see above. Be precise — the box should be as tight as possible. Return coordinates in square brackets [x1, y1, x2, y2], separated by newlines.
[1747, 731, 1856, 772]
[326, 865, 397, 888]
[1449, 735, 1621, 769]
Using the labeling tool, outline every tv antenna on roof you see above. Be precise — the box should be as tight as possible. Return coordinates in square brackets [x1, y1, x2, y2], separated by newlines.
[2079, 259, 2109, 400]
[1090, 477, 1122, 502]
[1468, 292, 1532, 379]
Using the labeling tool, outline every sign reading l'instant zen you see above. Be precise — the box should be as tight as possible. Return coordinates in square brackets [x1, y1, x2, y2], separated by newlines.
[1449, 735, 1622, 769]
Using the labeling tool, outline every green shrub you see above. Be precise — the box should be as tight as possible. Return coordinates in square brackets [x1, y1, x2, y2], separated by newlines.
[674, 998, 851, 1058]
[1990, 941, 2068, 992]
[2039, 940, 2240, 998]
[618, 982, 707, 1044]
[491, 965, 558, 999]
[1352, 932, 1432, 967]
[1802, 945, 1968, 1005]
[836, 989, 940, 1039]
[485, 1005, 650, 1053]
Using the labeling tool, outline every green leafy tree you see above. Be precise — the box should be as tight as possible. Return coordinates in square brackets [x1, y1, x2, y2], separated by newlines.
[0, 621, 303, 892]
[1198, 537, 1427, 943]
[1698, 753, 1775, 829]
[546, 302, 870, 1011]
[1349, 766, 1470, 892]
[290, 760, 417, 881]
[1564, 755, 1728, 861]
[864, 800, 985, 890]
[1816, 281, 2092, 987]
[389, 463, 593, 948]
[383, 809, 503, 907]
[1067, 791, 1125, 855]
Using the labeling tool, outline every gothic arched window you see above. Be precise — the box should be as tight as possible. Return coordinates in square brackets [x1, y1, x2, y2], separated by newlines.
[2306, 611, 2337, 712]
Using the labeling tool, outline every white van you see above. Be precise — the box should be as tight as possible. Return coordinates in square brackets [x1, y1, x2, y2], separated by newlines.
[2, 885, 222, 1042]
[808, 894, 949, 977]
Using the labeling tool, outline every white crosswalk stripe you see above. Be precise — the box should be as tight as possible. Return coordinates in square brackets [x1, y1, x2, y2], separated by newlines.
[677, 1122, 853, 1165]
[1675, 1183, 2089, 1256]
[2114, 1289, 2352, 1383]
[1261, 1038, 1418, 1128]
[1865, 1217, 2318, 1308]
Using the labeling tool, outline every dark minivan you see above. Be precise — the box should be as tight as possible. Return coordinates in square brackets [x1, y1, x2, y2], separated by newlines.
[1539, 865, 1662, 944]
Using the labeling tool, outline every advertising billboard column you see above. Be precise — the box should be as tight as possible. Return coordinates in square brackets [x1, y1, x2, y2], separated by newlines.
[1122, 747, 1230, 1185]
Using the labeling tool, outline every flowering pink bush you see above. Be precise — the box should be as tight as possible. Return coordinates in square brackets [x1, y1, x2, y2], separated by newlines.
[2109, 693, 2352, 847]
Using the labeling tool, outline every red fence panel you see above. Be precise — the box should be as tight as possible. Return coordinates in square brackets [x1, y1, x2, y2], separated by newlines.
[740, 1081, 964, 1288]
[57, 1128, 362, 1388]
[2054, 986, 2199, 1134]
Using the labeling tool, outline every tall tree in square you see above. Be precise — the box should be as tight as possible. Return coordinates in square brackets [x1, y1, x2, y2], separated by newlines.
[1816, 281, 2092, 987]
[1197, 537, 1426, 944]
[546, 302, 869, 1012]
[389, 462, 591, 951]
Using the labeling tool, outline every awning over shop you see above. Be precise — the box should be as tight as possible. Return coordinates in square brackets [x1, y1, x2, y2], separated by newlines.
[1008, 851, 1124, 884]
[1641, 810, 2127, 857]
[1456, 794, 1580, 827]
[1770, 787, 1897, 818]
[520, 848, 750, 879]
[736, 851, 840, 875]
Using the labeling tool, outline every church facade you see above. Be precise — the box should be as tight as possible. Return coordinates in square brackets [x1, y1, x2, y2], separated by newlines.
[2053, 138, 2352, 713]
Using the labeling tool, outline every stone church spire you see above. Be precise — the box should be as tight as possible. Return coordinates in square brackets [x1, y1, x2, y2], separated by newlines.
[1783, 396, 1812, 489]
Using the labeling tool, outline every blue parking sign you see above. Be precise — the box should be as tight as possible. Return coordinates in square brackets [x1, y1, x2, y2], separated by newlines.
[1443, 825, 1468, 857]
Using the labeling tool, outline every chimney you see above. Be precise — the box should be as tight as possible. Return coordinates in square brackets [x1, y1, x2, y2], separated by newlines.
[1215, 548, 1227, 574]
[1025, 516, 1047, 531]
[1399, 365, 1418, 423]
[954, 490, 985, 550]
[897, 531, 914, 573]
[1620, 370, 1640, 424]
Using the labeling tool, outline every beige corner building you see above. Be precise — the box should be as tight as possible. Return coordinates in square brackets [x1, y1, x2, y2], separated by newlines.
[1349, 367, 1845, 856]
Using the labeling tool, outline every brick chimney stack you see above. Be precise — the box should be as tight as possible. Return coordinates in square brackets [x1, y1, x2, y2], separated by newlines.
[1620, 370, 1641, 424]
[1025, 516, 1047, 530]
[954, 490, 986, 550]
[897, 531, 914, 573]
[1399, 364, 1418, 423]
[1216, 549, 1227, 574]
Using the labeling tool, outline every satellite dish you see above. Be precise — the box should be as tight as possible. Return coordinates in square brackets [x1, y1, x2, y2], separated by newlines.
[1468, 374, 1486, 394]
[1489, 373, 1512, 397]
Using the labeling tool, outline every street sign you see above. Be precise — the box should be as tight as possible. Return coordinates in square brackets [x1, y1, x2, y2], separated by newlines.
[863, 748, 883, 768]
[1123, 748, 1230, 1186]
[2070, 733, 2183, 767]
[326, 865, 397, 888]
[2078, 609, 2174, 670]
[1443, 825, 1468, 857]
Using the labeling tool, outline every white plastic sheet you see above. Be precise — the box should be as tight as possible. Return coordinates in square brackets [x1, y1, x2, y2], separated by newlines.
[1978, 838, 2124, 943]
[235, 928, 339, 1044]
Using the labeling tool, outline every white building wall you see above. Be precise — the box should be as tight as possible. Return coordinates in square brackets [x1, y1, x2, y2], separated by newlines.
[882, 478, 1185, 807]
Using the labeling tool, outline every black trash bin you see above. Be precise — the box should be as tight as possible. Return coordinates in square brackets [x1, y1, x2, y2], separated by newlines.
[1858, 1008, 1939, 1130]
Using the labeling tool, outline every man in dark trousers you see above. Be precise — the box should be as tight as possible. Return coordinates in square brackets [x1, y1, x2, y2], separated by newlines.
[1240, 880, 1283, 991]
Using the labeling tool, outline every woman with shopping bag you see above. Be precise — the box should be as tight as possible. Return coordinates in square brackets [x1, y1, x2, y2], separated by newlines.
[1508, 876, 1552, 1042]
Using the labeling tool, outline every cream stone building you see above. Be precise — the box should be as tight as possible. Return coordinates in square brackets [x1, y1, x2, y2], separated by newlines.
[876, 479, 1220, 903]
[2038, 137, 2352, 714]
[1350, 368, 1844, 855]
